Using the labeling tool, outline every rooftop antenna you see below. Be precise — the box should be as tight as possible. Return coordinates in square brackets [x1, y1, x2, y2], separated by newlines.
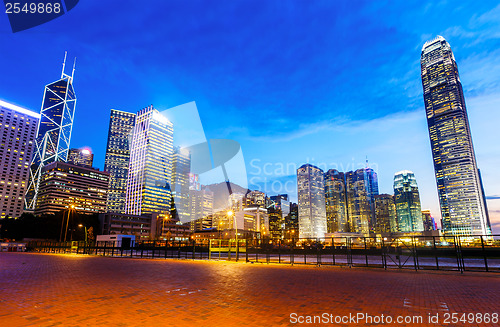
[366, 156, 369, 168]
[71, 57, 76, 82]
[61, 51, 67, 79]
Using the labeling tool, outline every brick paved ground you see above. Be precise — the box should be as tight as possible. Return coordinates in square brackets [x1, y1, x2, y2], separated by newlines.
[0, 253, 499, 326]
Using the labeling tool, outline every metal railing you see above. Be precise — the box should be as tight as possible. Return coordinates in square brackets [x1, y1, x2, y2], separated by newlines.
[26, 234, 500, 273]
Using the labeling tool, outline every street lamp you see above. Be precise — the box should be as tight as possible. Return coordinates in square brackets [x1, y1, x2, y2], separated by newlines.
[78, 224, 87, 244]
[227, 210, 236, 258]
[61, 204, 75, 242]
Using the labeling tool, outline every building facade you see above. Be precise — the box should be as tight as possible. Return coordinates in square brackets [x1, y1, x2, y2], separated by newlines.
[345, 169, 372, 235]
[394, 170, 424, 232]
[35, 161, 109, 215]
[297, 164, 327, 239]
[104, 109, 136, 213]
[171, 147, 191, 223]
[324, 169, 348, 233]
[26, 55, 77, 209]
[421, 36, 490, 235]
[125, 106, 173, 215]
[67, 147, 93, 168]
[0, 100, 39, 218]
[374, 194, 397, 234]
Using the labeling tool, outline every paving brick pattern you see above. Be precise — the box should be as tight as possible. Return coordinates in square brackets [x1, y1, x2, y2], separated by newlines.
[0, 253, 499, 326]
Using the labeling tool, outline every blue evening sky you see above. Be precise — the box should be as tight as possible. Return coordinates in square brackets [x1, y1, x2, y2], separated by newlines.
[1, 1, 500, 232]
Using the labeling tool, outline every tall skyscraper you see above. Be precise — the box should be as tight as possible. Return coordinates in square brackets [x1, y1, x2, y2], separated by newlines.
[104, 109, 136, 213]
[421, 36, 490, 235]
[297, 164, 327, 239]
[171, 147, 191, 223]
[26, 54, 77, 210]
[345, 169, 372, 235]
[421, 209, 436, 231]
[374, 194, 397, 234]
[324, 169, 348, 233]
[0, 100, 39, 218]
[394, 170, 424, 232]
[67, 147, 93, 168]
[125, 106, 173, 215]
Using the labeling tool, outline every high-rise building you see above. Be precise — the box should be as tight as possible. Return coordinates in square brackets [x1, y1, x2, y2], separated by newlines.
[394, 170, 424, 232]
[35, 161, 109, 216]
[374, 194, 397, 234]
[125, 106, 173, 215]
[324, 169, 348, 233]
[421, 36, 490, 235]
[189, 187, 214, 224]
[284, 202, 299, 239]
[0, 100, 39, 218]
[103, 109, 136, 214]
[171, 147, 191, 223]
[364, 167, 379, 230]
[297, 164, 327, 239]
[267, 206, 283, 239]
[269, 194, 290, 216]
[421, 209, 436, 231]
[67, 147, 93, 168]
[345, 169, 372, 235]
[26, 54, 77, 210]
[244, 190, 267, 207]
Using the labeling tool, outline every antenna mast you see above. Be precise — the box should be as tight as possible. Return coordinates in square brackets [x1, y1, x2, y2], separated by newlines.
[61, 51, 67, 79]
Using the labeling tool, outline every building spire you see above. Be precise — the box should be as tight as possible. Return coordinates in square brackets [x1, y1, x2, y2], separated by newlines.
[61, 51, 67, 79]
[71, 57, 76, 81]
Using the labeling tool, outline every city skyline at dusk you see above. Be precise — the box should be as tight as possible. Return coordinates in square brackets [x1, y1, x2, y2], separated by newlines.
[1, 1, 500, 233]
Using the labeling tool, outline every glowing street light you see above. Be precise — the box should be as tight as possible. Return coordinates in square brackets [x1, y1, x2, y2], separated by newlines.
[78, 224, 87, 244]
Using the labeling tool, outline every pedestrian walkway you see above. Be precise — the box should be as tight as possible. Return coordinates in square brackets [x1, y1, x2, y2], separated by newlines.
[0, 253, 498, 326]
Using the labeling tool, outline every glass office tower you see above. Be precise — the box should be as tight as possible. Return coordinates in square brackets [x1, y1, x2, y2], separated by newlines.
[0, 100, 39, 218]
[297, 164, 327, 239]
[324, 169, 348, 233]
[171, 146, 191, 223]
[421, 36, 490, 235]
[394, 170, 424, 232]
[125, 106, 173, 215]
[104, 109, 136, 213]
[25, 54, 77, 210]
[345, 169, 373, 235]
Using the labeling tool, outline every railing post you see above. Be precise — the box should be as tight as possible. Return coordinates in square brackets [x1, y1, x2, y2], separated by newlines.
[278, 239, 281, 264]
[291, 238, 294, 266]
[332, 237, 336, 266]
[381, 238, 386, 270]
[480, 235, 489, 272]
[246, 239, 249, 262]
[364, 237, 368, 267]
[236, 239, 239, 262]
[433, 236, 439, 270]
[412, 236, 418, 271]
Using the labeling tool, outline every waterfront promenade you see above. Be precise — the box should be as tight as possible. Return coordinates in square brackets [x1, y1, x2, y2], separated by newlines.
[0, 253, 499, 326]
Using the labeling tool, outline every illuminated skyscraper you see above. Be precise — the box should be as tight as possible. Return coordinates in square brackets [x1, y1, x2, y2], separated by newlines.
[297, 164, 327, 239]
[421, 209, 436, 231]
[171, 147, 191, 223]
[125, 106, 173, 215]
[67, 147, 93, 168]
[0, 100, 39, 218]
[345, 169, 372, 235]
[374, 194, 397, 233]
[394, 170, 424, 232]
[104, 109, 136, 213]
[421, 36, 490, 235]
[26, 53, 77, 209]
[324, 169, 348, 233]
